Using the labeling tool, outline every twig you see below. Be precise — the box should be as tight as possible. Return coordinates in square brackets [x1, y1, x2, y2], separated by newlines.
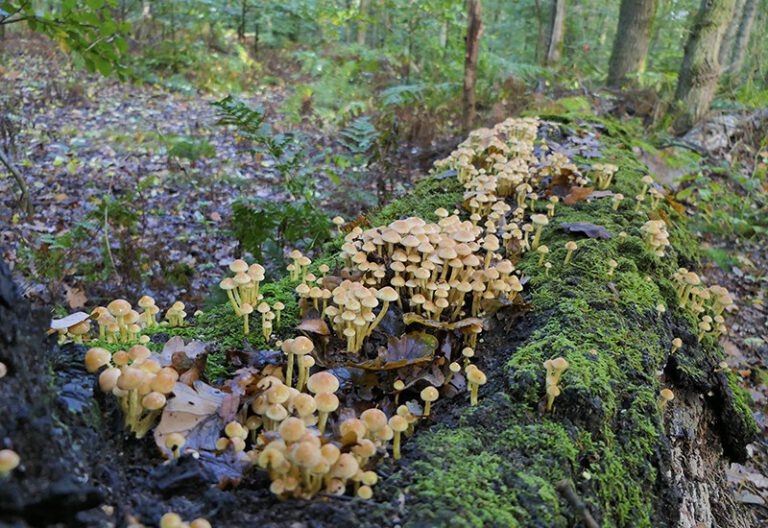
[555, 479, 599, 528]
[103, 201, 121, 284]
[0, 146, 32, 215]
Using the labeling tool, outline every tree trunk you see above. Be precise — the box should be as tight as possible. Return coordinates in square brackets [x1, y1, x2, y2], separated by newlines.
[673, 0, 736, 134]
[543, 0, 566, 66]
[718, 0, 745, 70]
[607, 0, 657, 87]
[462, 0, 483, 134]
[356, 0, 369, 46]
[729, 0, 758, 73]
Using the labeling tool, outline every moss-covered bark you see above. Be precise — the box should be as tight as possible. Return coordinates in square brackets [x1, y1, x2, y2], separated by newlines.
[135, 114, 755, 527]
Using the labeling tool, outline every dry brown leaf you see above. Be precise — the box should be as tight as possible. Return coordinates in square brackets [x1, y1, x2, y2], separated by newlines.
[296, 318, 330, 336]
[64, 285, 88, 309]
[563, 186, 595, 205]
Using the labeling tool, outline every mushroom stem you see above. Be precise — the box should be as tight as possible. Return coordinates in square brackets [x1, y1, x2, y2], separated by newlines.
[226, 290, 241, 316]
[393, 431, 402, 460]
[367, 301, 390, 335]
[243, 313, 250, 335]
[424, 401, 432, 417]
[286, 352, 295, 389]
[297, 364, 307, 392]
[318, 411, 330, 434]
[470, 383, 479, 405]
[532, 225, 543, 250]
[564, 249, 574, 265]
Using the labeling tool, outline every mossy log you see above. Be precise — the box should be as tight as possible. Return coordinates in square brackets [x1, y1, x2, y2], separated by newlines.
[0, 115, 757, 527]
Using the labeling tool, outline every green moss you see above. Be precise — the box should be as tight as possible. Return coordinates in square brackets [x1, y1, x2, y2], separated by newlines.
[380, 115, 754, 527]
[369, 176, 464, 226]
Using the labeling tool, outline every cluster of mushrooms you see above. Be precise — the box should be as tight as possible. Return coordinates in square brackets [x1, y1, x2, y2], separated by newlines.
[85, 344, 178, 438]
[673, 268, 734, 341]
[51, 296, 190, 346]
[219, 259, 286, 338]
[69, 116, 736, 506]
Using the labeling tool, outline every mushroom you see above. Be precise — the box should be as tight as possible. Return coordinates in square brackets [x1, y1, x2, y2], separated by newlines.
[240, 303, 254, 335]
[0, 361, 6, 379]
[165, 433, 186, 459]
[537, 245, 549, 266]
[85, 347, 111, 373]
[420, 386, 439, 417]
[160, 512, 184, 528]
[291, 337, 315, 391]
[107, 299, 132, 341]
[670, 338, 682, 354]
[389, 415, 408, 460]
[333, 216, 345, 234]
[0, 449, 20, 477]
[612, 193, 624, 211]
[393, 379, 405, 404]
[530, 214, 548, 250]
[273, 301, 285, 327]
[659, 388, 674, 410]
[564, 241, 577, 265]
[466, 365, 487, 405]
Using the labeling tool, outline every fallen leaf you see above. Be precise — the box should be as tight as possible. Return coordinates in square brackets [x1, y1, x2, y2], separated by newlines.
[402, 313, 484, 331]
[350, 332, 437, 370]
[50, 311, 91, 330]
[154, 381, 227, 457]
[296, 318, 330, 336]
[563, 186, 595, 205]
[64, 285, 88, 309]
[158, 336, 208, 366]
[560, 222, 612, 239]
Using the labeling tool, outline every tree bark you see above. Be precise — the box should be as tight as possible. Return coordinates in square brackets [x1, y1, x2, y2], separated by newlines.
[543, 0, 566, 66]
[729, 0, 758, 73]
[462, 0, 483, 134]
[718, 0, 745, 71]
[673, 0, 736, 134]
[356, 0, 369, 46]
[607, 0, 657, 87]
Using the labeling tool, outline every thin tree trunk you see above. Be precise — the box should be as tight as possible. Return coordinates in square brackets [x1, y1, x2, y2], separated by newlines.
[718, 0, 745, 70]
[544, 0, 566, 66]
[673, 0, 736, 134]
[607, 0, 657, 87]
[729, 0, 758, 73]
[463, 0, 483, 133]
[356, 0, 369, 46]
[0, 147, 32, 215]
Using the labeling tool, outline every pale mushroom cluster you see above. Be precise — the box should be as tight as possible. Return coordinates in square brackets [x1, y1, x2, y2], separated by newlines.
[640, 220, 670, 257]
[85, 344, 178, 437]
[218, 259, 286, 339]
[592, 163, 619, 190]
[337, 214, 523, 343]
[673, 269, 733, 341]
[544, 357, 569, 411]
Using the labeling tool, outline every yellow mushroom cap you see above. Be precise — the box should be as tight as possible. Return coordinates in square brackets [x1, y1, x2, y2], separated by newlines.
[467, 368, 487, 385]
[331, 453, 359, 479]
[672, 338, 683, 348]
[361, 408, 388, 433]
[420, 386, 439, 402]
[660, 389, 674, 402]
[138, 295, 155, 308]
[142, 392, 167, 411]
[531, 214, 549, 226]
[116, 366, 145, 391]
[273, 302, 285, 311]
[333, 216, 345, 226]
[128, 345, 151, 363]
[107, 299, 132, 317]
[314, 393, 340, 413]
[377, 286, 399, 302]
[393, 380, 405, 391]
[307, 371, 339, 394]
[239, 303, 254, 315]
[0, 449, 20, 474]
[219, 278, 236, 290]
[290, 441, 322, 469]
[565, 241, 578, 251]
[160, 512, 183, 528]
[190, 519, 212, 528]
[98, 367, 121, 392]
[361, 470, 378, 486]
[389, 415, 408, 432]
[278, 417, 306, 443]
[165, 432, 186, 451]
[290, 336, 314, 356]
[358, 485, 373, 499]
[449, 362, 461, 373]
[229, 259, 249, 273]
[85, 347, 111, 373]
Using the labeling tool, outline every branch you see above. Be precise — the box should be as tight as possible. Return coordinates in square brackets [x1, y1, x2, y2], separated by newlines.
[0, 147, 32, 215]
[555, 479, 600, 528]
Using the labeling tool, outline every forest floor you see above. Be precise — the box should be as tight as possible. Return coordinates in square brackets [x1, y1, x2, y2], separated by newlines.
[1, 34, 767, 523]
[0, 35, 426, 312]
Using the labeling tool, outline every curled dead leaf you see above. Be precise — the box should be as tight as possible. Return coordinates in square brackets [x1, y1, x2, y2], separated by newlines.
[50, 311, 91, 330]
